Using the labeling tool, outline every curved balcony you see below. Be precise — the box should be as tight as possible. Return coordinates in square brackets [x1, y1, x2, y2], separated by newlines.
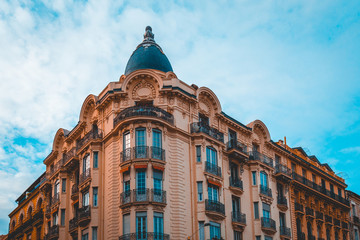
[249, 151, 273, 168]
[205, 161, 222, 178]
[279, 226, 291, 238]
[114, 106, 174, 127]
[190, 122, 224, 143]
[261, 217, 276, 235]
[232, 211, 246, 229]
[79, 169, 91, 186]
[119, 232, 170, 240]
[277, 196, 288, 211]
[325, 215, 332, 225]
[78, 205, 91, 227]
[120, 146, 166, 165]
[205, 199, 225, 220]
[76, 128, 103, 152]
[225, 140, 248, 161]
[306, 207, 314, 218]
[69, 216, 78, 234]
[44, 225, 59, 240]
[274, 164, 292, 183]
[316, 211, 324, 222]
[229, 177, 243, 194]
[260, 185, 272, 198]
[61, 147, 78, 172]
[51, 193, 60, 207]
[295, 202, 304, 215]
[120, 188, 166, 208]
[71, 184, 79, 200]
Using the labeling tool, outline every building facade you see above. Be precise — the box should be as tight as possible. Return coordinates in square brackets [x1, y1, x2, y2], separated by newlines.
[7, 26, 352, 240]
[347, 191, 360, 240]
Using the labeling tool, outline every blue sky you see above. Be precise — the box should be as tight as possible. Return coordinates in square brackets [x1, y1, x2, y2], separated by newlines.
[0, 0, 360, 234]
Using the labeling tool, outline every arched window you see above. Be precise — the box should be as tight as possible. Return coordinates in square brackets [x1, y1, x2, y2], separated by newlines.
[37, 198, 43, 210]
[27, 206, 33, 219]
[19, 214, 23, 223]
[11, 220, 15, 230]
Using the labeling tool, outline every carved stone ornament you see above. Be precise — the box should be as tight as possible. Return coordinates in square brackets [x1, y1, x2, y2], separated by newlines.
[132, 79, 156, 100]
[199, 100, 211, 115]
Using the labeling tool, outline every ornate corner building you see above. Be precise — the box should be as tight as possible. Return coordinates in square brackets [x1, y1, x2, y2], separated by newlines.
[6, 26, 354, 240]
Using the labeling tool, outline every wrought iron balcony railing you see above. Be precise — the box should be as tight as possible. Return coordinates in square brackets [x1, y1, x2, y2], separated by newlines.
[342, 221, 348, 229]
[76, 128, 103, 151]
[261, 217, 276, 231]
[306, 207, 314, 216]
[51, 193, 60, 206]
[275, 164, 292, 176]
[229, 177, 243, 190]
[45, 225, 59, 239]
[279, 226, 291, 237]
[62, 147, 77, 166]
[79, 168, 91, 185]
[114, 105, 174, 127]
[334, 218, 340, 227]
[118, 232, 170, 240]
[277, 195, 287, 206]
[248, 151, 273, 168]
[78, 205, 91, 220]
[120, 146, 166, 162]
[69, 216, 78, 232]
[120, 189, 167, 206]
[316, 211, 323, 220]
[325, 215, 332, 224]
[295, 202, 304, 212]
[71, 184, 79, 195]
[260, 185, 272, 198]
[205, 199, 225, 215]
[226, 140, 247, 154]
[205, 161, 222, 177]
[232, 211, 246, 225]
[190, 122, 224, 143]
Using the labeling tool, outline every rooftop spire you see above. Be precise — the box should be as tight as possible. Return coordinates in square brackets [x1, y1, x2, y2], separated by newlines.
[143, 26, 155, 42]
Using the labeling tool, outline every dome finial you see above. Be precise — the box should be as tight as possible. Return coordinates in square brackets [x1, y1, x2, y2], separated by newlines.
[144, 26, 155, 42]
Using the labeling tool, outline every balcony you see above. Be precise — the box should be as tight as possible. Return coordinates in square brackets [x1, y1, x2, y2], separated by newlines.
[261, 217, 276, 235]
[279, 226, 291, 238]
[354, 216, 360, 224]
[69, 216, 78, 233]
[51, 193, 60, 206]
[306, 207, 314, 218]
[114, 105, 174, 127]
[49, 161, 62, 178]
[291, 173, 350, 207]
[295, 202, 304, 215]
[79, 168, 91, 186]
[61, 147, 78, 171]
[342, 221, 348, 229]
[325, 215, 332, 225]
[78, 205, 91, 227]
[120, 189, 167, 208]
[334, 218, 340, 228]
[120, 146, 166, 164]
[71, 184, 79, 200]
[229, 177, 243, 194]
[118, 232, 170, 240]
[248, 151, 273, 168]
[190, 122, 224, 143]
[232, 211, 246, 228]
[225, 140, 248, 161]
[277, 196, 288, 211]
[32, 209, 44, 224]
[205, 161, 222, 178]
[44, 225, 59, 240]
[76, 128, 103, 152]
[260, 185, 272, 198]
[316, 211, 323, 221]
[274, 164, 292, 183]
[205, 199, 225, 219]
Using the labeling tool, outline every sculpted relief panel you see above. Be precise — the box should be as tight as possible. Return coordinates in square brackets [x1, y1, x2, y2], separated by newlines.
[131, 79, 156, 100]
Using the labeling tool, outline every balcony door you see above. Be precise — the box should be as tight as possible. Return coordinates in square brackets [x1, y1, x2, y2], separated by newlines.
[153, 170, 163, 202]
[232, 196, 241, 214]
[230, 163, 238, 180]
[123, 131, 131, 161]
[152, 129, 162, 160]
[209, 222, 221, 240]
[136, 170, 146, 201]
[136, 212, 147, 240]
[199, 113, 209, 125]
[229, 129, 237, 147]
[260, 171, 268, 188]
[279, 212, 286, 227]
[83, 155, 90, 174]
[208, 184, 219, 202]
[153, 212, 164, 240]
[206, 147, 218, 166]
[135, 128, 146, 158]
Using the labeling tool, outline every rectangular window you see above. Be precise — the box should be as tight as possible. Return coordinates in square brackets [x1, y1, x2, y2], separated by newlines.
[338, 188, 342, 197]
[135, 128, 146, 158]
[291, 163, 296, 173]
[302, 168, 306, 177]
[265, 236, 273, 240]
[197, 181, 203, 201]
[330, 183, 334, 193]
[123, 214, 130, 234]
[93, 187, 98, 207]
[256, 236, 261, 240]
[92, 227, 97, 240]
[199, 221, 205, 240]
[152, 129, 162, 159]
[260, 171, 268, 188]
[232, 196, 241, 213]
[62, 178, 66, 193]
[252, 171, 257, 185]
[154, 212, 164, 237]
[312, 174, 316, 183]
[61, 209, 65, 226]
[83, 191, 89, 206]
[234, 231, 242, 240]
[136, 212, 147, 238]
[208, 183, 219, 202]
[153, 170, 163, 190]
[279, 212, 286, 227]
[123, 131, 131, 149]
[81, 233, 89, 240]
[196, 145, 201, 162]
[93, 152, 98, 168]
[124, 171, 130, 194]
[53, 212, 58, 225]
[83, 155, 90, 173]
[136, 170, 146, 201]
[209, 222, 221, 240]
[228, 129, 237, 145]
[254, 202, 259, 219]
[263, 203, 271, 219]
[275, 154, 280, 165]
[206, 147, 218, 165]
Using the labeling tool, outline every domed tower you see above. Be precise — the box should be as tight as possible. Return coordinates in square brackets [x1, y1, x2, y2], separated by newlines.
[124, 26, 173, 75]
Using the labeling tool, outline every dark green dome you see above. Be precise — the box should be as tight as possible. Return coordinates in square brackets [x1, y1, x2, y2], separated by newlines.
[124, 26, 173, 75]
